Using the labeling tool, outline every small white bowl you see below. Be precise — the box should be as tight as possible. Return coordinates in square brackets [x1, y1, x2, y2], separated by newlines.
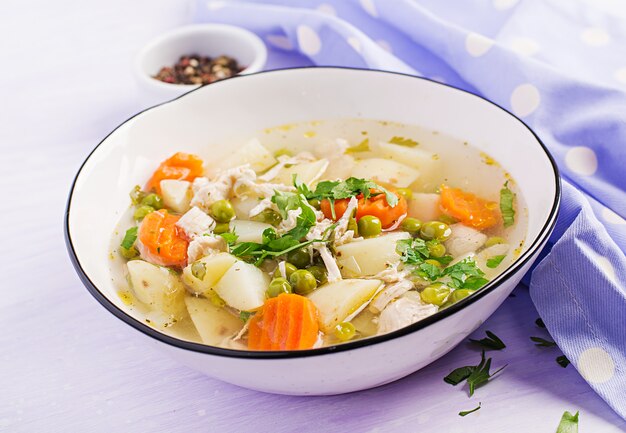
[134, 24, 267, 107]
[66, 68, 560, 395]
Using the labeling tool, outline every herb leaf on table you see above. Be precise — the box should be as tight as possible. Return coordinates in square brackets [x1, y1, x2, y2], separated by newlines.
[556, 355, 571, 368]
[459, 402, 481, 417]
[443, 350, 506, 396]
[530, 336, 557, 347]
[470, 330, 506, 350]
[556, 411, 579, 433]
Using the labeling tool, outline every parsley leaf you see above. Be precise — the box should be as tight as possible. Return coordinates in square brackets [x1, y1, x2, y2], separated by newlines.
[486, 254, 506, 268]
[500, 181, 516, 228]
[556, 355, 570, 368]
[120, 227, 138, 250]
[459, 403, 481, 417]
[397, 238, 431, 264]
[345, 138, 370, 153]
[300, 176, 399, 208]
[239, 311, 254, 322]
[530, 336, 557, 347]
[271, 190, 317, 240]
[556, 411, 579, 433]
[470, 330, 506, 350]
[535, 318, 546, 328]
[466, 350, 507, 396]
[389, 136, 419, 147]
[444, 366, 475, 385]
[230, 227, 321, 266]
[443, 258, 487, 289]
[218, 232, 239, 246]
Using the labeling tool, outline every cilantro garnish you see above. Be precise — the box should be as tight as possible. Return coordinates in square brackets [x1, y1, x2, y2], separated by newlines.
[443, 258, 488, 290]
[389, 136, 419, 147]
[470, 330, 506, 350]
[500, 181, 516, 228]
[444, 350, 506, 396]
[298, 176, 399, 209]
[239, 311, 254, 322]
[535, 318, 546, 328]
[219, 232, 239, 246]
[459, 403, 481, 417]
[556, 355, 570, 368]
[230, 228, 320, 266]
[486, 254, 506, 268]
[120, 227, 138, 250]
[530, 336, 557, 347]
[556, 411, 579, 433]
[271, 190, 317, 240]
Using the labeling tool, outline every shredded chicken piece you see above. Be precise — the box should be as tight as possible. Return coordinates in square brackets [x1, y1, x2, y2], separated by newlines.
[444, 223, 488, 258]
[187, 235, 227, 263]
[369, 280, 414, 314]
[233, 320, 250, 341]
[277, 208, 302, 234]
[248, 197, 277, 218]
[316, 243, 342, 283]
[377, 293, 438, 335]
[332, 197, 362, 246]
[368, 262, 409, 283]
[175, 206, 215, 238]
[258, 152, 316, 182]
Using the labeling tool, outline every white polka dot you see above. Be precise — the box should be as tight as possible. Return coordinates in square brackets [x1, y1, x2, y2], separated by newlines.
[347, 37, 362, 53]
[510, 84, 541, 117]
[297, 25, 322, 55]
[581, 28, 611, 47]
[578, 347, 615, 383]
[602, 207, 626, 225]
[597, 256, 617, 284]
[376, 39, 392, 53]
[206, 1, 225, 10]
[493, 0, 519, 10]
[465, 32, 495, 57]
[566, 146, 598, 176]
[317, 3, 336, 15]
[614, 67, 626, 83]
[360, 0, 378, 17]
[266, 34, 293, 50]
[509, 37, 540, 56]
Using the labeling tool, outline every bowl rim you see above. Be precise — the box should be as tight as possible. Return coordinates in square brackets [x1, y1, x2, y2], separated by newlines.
[65, 66, 561, 359]
[133, 23, 268, 91]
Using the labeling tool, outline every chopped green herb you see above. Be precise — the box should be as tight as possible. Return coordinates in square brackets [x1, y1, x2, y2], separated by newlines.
[345, 138, 370, 153]
[271, 189, 317, 240]
[556, 411, 579, 433]
[466, 350, 507, 396]
[230, 228, 321, 266]
[470, 330, 506, 350]
[239, 311, 254, 322]
[530, 336, 557, 347]
[556, 355, 570, 368]
[298, 176, 398, 208]
[389, 136, 418, 147]
[443, 258, 487, 290]
[535, 318, 546, 328]
[120, 227, 138, 250]
[459, 403, 481, 417]
[444, 366, 475, 385]
[500, 181, 516, 228]
[218, 232, 239, 246]
[486, 255, 506, 268]
[397, 238, 431, 264]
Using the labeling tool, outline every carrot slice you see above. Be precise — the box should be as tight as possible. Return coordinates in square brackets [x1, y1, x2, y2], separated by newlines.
[320, 190, 408, 229]
[138, 209, 189, 267]
[146, 152, 204, 194]
[439, 185, 500, 230]
[248, 294, 319, 351]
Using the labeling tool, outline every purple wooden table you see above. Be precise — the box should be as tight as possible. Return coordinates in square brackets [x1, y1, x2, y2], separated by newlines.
[1, 0, 624, 431]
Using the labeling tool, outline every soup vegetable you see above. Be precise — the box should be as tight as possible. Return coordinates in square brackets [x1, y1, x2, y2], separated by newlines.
[112, 121, 524, 351]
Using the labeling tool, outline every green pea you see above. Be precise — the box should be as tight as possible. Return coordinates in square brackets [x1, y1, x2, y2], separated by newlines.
[119, 246, 139, 259]
[289, 270, 318, 295]
[273, 262, 298, 280]
[133, 205, 154, 221]
[424, 259, 443, 269]
[129, 185, 146, 205]
[308, 198, 321, 210]
[420, 221, 451, 241]
[334, 322, 356, 341]
[441, 289, 473, 309]
[401, 217, 422, 234]
[211, 200, 236, 223]
[438, 214, 458, 225]
[420, 283, 451, 306]
[396, 188, 413, 201]
[357, 215, 382, 238]
[427, 241, 446, 258]
[140, 193, 163, 210]
[213, 222, 230, 234]
[286, 248, 310, 268]
[485, 236, 507, 248]
[267, 278, 292, 298]
[307, 265, 328, 285]
[252, 209, 282, 227]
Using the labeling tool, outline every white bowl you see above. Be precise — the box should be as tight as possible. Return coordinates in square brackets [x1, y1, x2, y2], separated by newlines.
[134, 24, 267, 107]
[66, 67, 560, 396]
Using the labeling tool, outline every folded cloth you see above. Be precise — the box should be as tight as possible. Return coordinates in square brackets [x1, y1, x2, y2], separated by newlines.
[195, 0, 626, 418]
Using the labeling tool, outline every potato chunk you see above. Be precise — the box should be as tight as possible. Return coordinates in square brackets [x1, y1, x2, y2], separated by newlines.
[214, 138, 277, 174]
[273, 159, 329, 185]
[350, 158, 420, 188]
[213, 261, 269, 311]
[335, 232, 410, 277]
[181, 252, 238, 295]
[229, 220, 273, 243]
[127, 260, 186, 320]
[184, 296, 243, 346]
[307, 279, 383, 333]
[160, 179, 192, 213]
[408, 193, 442, 222]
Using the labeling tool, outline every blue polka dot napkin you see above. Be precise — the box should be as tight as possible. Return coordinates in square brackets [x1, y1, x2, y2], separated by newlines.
[194, 0, 626, 418]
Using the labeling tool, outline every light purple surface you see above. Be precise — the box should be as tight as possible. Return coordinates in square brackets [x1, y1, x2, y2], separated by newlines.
[1, 0, 625, 431]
